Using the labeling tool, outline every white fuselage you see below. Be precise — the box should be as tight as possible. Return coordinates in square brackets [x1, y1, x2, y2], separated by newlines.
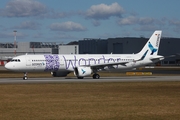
[5, 54, 157, 72]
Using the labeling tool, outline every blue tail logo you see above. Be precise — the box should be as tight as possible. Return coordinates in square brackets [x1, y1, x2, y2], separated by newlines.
[140, 50, 148, 60]
[148, 42, 157, 55]
[81, 69, 86, 74]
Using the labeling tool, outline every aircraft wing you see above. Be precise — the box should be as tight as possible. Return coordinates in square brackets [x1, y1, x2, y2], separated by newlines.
[79, 61, 130, 70]
[90, 61, 129, 67]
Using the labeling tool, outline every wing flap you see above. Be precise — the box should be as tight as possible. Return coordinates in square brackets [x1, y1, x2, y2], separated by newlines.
[79, 61, 129, 69]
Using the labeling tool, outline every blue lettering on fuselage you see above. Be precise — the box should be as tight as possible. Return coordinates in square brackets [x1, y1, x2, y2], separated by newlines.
[79, 58, 86, 66]
[108, 58, 115, 62]
[61, 55, 122, 70]
[98, 55, 105, 64]
[88, 58, 96, 65]
[63, 55, 77, 69]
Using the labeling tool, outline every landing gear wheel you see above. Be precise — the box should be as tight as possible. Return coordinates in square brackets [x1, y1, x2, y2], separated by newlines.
[77, 77, 84, 79]
[23, 76, 28, 80]
[23, 72, 28, 80]
[92, 74, 100, 79]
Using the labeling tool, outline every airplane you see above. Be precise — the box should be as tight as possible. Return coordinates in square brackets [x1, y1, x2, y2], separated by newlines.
[5, 30, 164, 80]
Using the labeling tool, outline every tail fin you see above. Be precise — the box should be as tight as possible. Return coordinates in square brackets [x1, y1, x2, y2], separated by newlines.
[138, 30, 162, 56]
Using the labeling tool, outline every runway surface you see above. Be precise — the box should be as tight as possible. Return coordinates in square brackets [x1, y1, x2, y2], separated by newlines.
[0, 76, 180, 84]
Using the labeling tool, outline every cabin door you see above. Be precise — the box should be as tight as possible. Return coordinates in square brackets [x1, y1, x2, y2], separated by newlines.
[25, 56, 31, 66]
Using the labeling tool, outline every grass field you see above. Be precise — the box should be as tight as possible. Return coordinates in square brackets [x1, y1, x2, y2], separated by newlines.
[0, 82, 180, 120]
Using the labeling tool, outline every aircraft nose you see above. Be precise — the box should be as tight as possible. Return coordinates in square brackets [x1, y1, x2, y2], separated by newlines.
[5, 63, 12, 70]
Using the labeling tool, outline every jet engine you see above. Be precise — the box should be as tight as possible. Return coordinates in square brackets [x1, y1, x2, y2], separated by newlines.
[74, 67, 92, 77]
[51, 71, 70, 77]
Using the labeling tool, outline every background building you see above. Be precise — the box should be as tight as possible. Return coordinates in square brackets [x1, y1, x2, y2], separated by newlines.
[59, 45, 79, 54]
[107, 37, 146, 54]
[1, 37, 180, 66]
[79, 38, 107, 54]
[0, 42, 58, 60]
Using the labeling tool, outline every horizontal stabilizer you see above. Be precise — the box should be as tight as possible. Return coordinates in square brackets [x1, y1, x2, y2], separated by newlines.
[150, 56, 164, 61]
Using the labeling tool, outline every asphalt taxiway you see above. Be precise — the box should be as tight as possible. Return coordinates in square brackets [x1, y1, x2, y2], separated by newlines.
[0, 76, 180, 84]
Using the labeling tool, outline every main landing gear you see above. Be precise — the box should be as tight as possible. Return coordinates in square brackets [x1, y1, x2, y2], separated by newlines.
[77, 77, 84, 79]
[23, 72, 28, 80]
[77, 73, 100, 79]
[92, 73, 100, 79]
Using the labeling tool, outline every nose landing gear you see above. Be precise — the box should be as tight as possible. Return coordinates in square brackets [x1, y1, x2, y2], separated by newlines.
[23, 72, 28, 80]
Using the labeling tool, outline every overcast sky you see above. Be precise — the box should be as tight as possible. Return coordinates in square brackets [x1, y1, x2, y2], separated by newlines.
[0, 0, 180, 43]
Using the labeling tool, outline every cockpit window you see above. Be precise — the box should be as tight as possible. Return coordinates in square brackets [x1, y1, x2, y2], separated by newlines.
[11, 59, 21, 62]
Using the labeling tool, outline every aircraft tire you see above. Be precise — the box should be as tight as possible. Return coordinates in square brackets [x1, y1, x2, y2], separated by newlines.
[77, 77, 84, 79]
[93, 74, 100, 79]
[23, 76, 28, 80]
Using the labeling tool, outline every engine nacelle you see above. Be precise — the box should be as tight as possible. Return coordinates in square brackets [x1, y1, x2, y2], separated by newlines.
[74, 67, 92, 77]
[51, 71, 70, 77]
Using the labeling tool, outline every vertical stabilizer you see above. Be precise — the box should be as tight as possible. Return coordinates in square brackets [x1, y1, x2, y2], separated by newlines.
[138, 30, 162, 56]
